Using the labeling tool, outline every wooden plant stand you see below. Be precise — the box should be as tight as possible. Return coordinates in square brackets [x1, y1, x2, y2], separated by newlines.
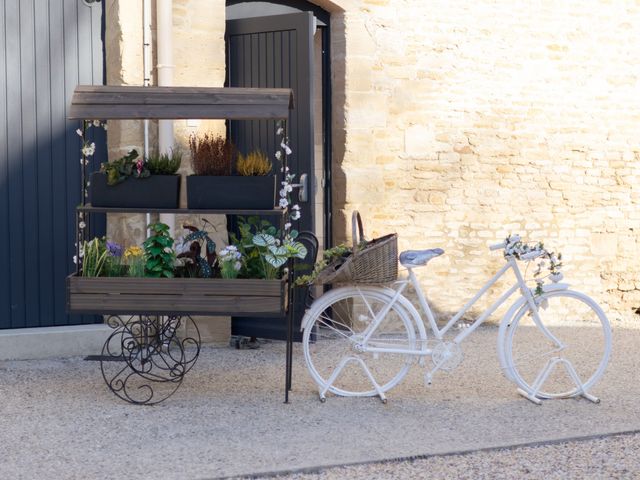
[67, 86, 297, 405]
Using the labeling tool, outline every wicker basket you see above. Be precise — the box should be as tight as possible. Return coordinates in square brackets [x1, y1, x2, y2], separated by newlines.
[316, 211, 398, 285]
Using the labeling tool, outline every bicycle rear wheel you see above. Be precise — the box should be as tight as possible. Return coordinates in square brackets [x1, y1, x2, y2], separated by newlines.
[302, 286, 416, 398]
[503, 290, 611, 399]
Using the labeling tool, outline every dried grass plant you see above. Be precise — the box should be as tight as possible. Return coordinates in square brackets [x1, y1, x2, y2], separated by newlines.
[236, 149, 272, 176]
[189, 133, 235, 176]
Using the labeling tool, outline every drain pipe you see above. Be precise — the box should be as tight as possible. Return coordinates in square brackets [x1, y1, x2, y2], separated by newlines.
[156, 0, 176, 236]
[143, 0, 152, 236]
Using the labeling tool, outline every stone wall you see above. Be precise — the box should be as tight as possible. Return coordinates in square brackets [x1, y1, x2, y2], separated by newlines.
[331, 0, 640, 322]
[104, 0, 640, 325]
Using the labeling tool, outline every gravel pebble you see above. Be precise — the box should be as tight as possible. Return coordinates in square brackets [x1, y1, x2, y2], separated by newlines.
[0, 323, 638, 479]
[256, 432, 640, 479]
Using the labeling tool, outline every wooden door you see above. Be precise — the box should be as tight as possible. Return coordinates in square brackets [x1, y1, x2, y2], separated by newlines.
[226, 12, 317, 340]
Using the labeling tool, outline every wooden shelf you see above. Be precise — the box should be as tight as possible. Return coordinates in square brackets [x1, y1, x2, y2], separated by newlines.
[68, 85, 294, 120]
[77, 204, 287, 216]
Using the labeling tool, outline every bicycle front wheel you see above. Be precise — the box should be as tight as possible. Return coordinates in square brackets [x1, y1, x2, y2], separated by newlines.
[302, 286, 416, 397]
[504, 290, 611, 399]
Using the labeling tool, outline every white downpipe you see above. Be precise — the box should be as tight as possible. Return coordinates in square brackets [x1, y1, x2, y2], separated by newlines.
[143, 0, 152, 236]
[156, 0, 176, 235]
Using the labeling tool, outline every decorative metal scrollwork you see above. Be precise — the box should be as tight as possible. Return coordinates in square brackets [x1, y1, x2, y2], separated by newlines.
[100, 314, 201, 405]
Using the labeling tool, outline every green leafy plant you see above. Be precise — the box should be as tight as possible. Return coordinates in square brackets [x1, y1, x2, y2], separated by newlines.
[81, 237, 109, 277]
[295, 244, 351, 286]
[100, 149, 147, 185]
[236, 149, 272, 176]
[146, 147, 183, 175]
[189, 133, 235, 176]
[230, 216, 306, 280]
[143, 223, 175, 278]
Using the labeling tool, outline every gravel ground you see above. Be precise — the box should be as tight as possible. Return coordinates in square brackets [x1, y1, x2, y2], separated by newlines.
[252, 432, 640, 479]
[0, 320, 638, 479]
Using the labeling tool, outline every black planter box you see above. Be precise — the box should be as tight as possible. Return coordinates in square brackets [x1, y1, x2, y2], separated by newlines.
[90, 172, 181, 208]
[187, 175, 276, 209]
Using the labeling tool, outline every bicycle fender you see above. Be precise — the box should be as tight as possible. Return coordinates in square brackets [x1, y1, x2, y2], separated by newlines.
[540, 283, 570, 292]
[497, 296, 528, 381]
[300, 286, 429, 349]
[497, 282, 570, 380]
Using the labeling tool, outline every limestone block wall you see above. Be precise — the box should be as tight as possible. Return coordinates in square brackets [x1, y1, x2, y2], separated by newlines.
[333, 0, 640, 322]
[102, 0, 640, 325]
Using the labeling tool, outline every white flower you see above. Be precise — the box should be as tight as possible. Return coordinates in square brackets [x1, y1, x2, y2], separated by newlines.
[79, 221, 86, 229]
[284, 222, 291, 230]
[285, 184, 293, 193]
[275, 151, 282, 160]
[279, 188, 287, 198]
[276, 127, 284, 135]
[93, 120, 101, 127]
[102, 124, 108, 131]
[279, 198, 289, 208]
[76, 128, 83, 137]
[233, 261, 242, 271]
[175, 237, 191, 255]
[81, 142, 96, 156]
[220, 245, 242, 263]
[280, 141, 292, 155]
[292, 204, 300, 211]
[73, 255, 78, 265]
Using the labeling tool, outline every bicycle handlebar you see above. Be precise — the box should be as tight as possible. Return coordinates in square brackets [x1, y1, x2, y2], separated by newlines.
[489, 234, 521, 252]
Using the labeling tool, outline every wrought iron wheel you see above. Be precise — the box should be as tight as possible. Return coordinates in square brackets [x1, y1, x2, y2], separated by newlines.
[100, 314, 201, 405]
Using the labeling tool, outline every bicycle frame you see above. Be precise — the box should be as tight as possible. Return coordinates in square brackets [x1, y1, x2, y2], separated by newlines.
[359, 255, 560, 354]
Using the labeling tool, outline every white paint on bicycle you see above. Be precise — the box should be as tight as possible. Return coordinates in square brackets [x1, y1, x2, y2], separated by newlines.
[301, 234, 612, 404]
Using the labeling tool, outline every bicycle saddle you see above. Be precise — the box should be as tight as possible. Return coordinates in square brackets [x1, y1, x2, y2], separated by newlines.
[399, 248, 444, 267]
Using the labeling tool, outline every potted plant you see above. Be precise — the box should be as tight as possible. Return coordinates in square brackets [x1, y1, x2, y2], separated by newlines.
[67, 222, 289, 316]
[90, 148, 182, 208]
[186, 134, 276, 209]
[235, 149, 276, 209]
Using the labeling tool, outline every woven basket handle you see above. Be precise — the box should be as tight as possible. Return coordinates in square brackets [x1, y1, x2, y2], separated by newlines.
[351, 211, 366, 254]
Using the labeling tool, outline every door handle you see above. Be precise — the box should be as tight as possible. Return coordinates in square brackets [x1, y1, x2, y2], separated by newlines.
[290, 173, 309, 202]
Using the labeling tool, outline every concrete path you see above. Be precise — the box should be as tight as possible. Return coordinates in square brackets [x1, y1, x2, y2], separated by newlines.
[257, 431, 640, 479]
[0, 321, 638, 479]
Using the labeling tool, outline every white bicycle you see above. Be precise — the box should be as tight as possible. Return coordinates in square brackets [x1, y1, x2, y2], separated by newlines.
[301, 235, 612, 404]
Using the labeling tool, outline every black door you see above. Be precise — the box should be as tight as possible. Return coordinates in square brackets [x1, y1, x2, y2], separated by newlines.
[226, 12, 317, 340]
[0, 0, 105, 329]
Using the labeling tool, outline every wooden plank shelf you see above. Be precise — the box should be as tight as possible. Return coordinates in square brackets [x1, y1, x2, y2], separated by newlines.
[68, 85, 294, 120]
[77, 204, 287, 216]
[67, 275, 287, 317]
